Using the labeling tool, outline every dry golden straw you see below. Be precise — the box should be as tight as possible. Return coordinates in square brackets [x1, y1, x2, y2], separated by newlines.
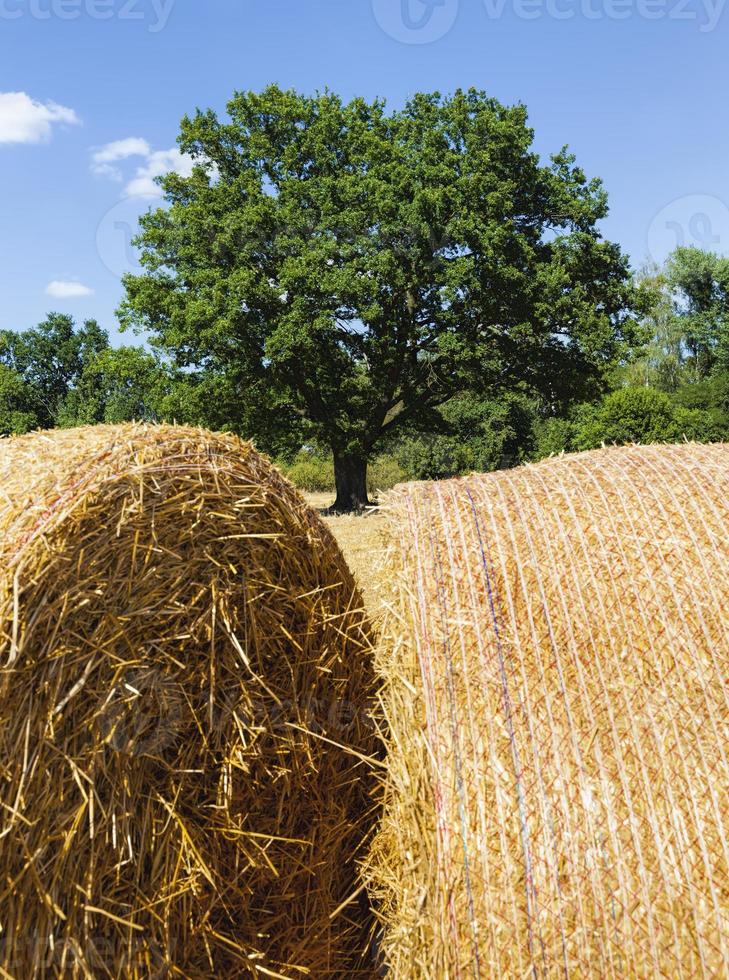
[0, 424, 378, 979]
[368, 443, 729, 978]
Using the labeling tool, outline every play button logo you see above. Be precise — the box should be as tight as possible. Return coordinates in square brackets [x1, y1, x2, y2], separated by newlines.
[372, 0, 459, 43]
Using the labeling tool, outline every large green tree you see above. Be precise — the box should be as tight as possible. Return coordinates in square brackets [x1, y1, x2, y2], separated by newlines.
[120, 86, 641, 510]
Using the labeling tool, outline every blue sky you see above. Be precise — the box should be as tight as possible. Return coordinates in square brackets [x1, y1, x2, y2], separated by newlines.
[1, 0, 728, 342]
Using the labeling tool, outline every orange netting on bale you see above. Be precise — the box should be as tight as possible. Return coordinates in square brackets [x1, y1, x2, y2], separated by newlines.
[368, 443, 729, 978]
[0, 424, 378, 979]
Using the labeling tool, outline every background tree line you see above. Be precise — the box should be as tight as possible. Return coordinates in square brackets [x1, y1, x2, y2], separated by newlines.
[3, 87, 729, 509]
[4, 242, 729, 496]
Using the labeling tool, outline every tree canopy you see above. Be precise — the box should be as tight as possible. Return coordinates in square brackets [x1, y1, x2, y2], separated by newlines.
[666, 247, 729, 379]
[120, 85, 642, 509]
[0, 364, 41, 436]
[0, 314, 172, 436]
[0, 313, 108, 430]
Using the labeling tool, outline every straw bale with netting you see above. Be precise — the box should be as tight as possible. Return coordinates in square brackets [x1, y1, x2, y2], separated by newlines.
[368, 443, 729, 978]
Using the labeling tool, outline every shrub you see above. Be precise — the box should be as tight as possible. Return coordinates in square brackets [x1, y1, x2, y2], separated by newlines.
[574, 387, 679, 450]
[532, 417, 575, 460]
[572, 385, 728, 452]
[282, 451, 405, 497]
[672, 406, 728, 442]
[367, 455, 407, 494]
[283, 453, 335, 493]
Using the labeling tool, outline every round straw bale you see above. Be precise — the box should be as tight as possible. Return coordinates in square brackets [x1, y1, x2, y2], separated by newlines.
[368, 443, 729, 978]
[0, 424, 378, 978]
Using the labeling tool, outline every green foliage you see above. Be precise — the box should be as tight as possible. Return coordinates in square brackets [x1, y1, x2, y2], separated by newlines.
[588, 251, 729, 456]
[619, 266, 685, 393]
[396, 436, 475, 482]
[672, 370, 729, 413]
[58, 346, 168, 427]
[119, 84, 640, 506]
[671, 405, 728, 442]
[367, 454, 407, 493]
[572, 386, 725, 451]
[618, 251, 729, 397]
[574, 387, 677, 449]
[440, 392, 536, 470]
[159, 371, 306, 460]
[392, 391, 536, 481]
[281, 450, 405, 495]
[531, 416, 575, 458]
[0, 315, 177, 434]
[0, 364, 42, 436]
[666, 247, 729, 379]
[0, 314, 108, 428]
[282, 452, 335, 493]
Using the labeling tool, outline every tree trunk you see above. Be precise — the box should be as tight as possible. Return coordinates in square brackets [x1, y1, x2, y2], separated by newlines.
[331, 452, 370, 513]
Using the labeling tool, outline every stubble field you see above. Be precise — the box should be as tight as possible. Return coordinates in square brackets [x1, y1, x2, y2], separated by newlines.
[305, 492, 387, 618]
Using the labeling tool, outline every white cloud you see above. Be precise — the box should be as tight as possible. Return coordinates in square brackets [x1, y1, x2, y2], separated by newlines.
[0, 92, 80, 145]
[125, 147, 195, 198]
[90, 137, 150, 180]
[91, 138, 195, 198]
[45, 280, 94, 299]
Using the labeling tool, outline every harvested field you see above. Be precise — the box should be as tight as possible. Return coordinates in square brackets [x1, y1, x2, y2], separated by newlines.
[368, 443, 729, 978]
[314, 508, 387, 623]
[0, 424, 378, 979]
